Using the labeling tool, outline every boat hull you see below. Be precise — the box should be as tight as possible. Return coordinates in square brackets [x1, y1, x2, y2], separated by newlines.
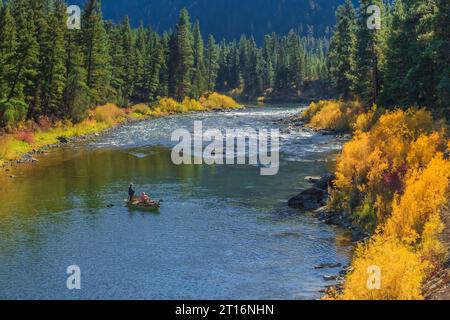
[126, 202, 161, 212]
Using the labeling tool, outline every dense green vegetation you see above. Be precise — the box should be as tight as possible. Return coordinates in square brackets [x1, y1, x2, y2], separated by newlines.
[1, 0, 448, 128]
[328, 0, 450, 117]
[0, 0, 328, 129]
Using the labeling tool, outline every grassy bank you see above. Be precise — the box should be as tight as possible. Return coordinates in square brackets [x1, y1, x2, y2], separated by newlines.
[301, 100, 450, 300]
[0, 93, 242, 167]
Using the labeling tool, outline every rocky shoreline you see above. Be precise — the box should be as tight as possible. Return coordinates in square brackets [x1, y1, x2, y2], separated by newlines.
[278, 114, 368, 242]
[0, 117, 144, 175]
[277, 113, 369, 297]
[1, 107, 243, 176]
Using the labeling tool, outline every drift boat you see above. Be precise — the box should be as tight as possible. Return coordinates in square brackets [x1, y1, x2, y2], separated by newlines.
[126, 199, 162, 212]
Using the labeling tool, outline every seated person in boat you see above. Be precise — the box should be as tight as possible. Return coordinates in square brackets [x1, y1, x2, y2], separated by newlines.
[140, 192, 151, 204]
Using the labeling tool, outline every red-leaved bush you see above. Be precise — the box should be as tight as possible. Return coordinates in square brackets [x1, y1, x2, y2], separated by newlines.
[16, 131, 35, 144]
[38, 116, 52, 131]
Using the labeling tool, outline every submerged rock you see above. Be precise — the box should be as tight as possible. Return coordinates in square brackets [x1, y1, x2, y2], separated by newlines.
[314, 263, 343, 270]
[304, 176, 321, 184]
[323, 275, 341, 281]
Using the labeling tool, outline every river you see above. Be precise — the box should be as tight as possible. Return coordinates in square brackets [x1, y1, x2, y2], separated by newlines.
[0, 104, 352, 300]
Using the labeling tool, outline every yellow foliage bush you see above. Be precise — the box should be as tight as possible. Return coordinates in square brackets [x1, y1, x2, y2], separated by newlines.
[93, 103, 125, 126]
[329, 104, 449, 301]
[302, 100, 329, 121]
[303, 100, 363, 132]
[132, 104, 152, 116]
[200, 92, 241, 110]
[340, 234, 427, 300]
[334, 108, 447, 221]
[151, 93, 240, 115]
[0, 134, 14, 160]
[182, 97, 205, 111]
[153, 97, 187, 114]
[384, 155, 450, 256]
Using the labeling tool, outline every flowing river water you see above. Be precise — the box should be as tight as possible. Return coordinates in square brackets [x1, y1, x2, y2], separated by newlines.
[0, 104, 352, 300]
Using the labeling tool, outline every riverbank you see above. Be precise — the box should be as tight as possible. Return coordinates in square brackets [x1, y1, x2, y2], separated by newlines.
[0, 93, 243, 174]
[286, 100, 450, 300]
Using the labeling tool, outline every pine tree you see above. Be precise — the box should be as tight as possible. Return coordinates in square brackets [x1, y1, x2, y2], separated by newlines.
[147, 33, 164, 101]
[82, 0, 111, 105]
[191, 20, 206, 99]
[401, 0, 437, 108]
[328, 0, 357, 98]
[287, 30, 304, 89]
[205, 35, 219, 92]
[173, 8, 194, 100]
[120, 16, 136, 105]
[434, 0, 450, 115]
[354, 0, 389, 105]
[107, 21, 126, 104]
[133, 21, 149, 101]
[8, 0, 39, 112]
[380, 0, 410, 106]
[261, 35, 275, 90]
[158, 31, 170, 98]
[40, 0, 67, 117]
[0, 2, 17, 101]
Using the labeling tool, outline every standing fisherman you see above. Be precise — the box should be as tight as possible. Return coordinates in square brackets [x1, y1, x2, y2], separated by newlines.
[128, 183, 135, 202]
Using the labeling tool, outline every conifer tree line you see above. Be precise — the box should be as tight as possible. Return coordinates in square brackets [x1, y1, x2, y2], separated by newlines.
[328, 0, 450, 115]
[0, 0, 328, 127]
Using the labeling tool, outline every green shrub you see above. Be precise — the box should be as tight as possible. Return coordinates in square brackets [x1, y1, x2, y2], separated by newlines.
[0, 99, 29, 126]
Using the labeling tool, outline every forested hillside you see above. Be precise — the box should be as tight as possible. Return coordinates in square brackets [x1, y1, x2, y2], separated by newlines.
[0, 0, 328, 128]
[71, 0, 348, 41]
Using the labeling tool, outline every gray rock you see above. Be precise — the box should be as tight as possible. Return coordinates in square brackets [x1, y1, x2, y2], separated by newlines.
[57, 136, 69, 144]
[314, 173, 336, 191]
[351, 228, 369, 242]
[288, 187, 327, 210]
